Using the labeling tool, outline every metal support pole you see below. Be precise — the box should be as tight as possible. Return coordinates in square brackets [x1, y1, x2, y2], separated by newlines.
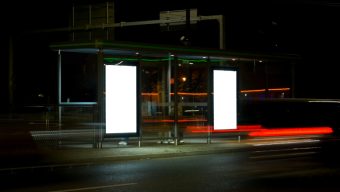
[291, 62, 296, 98]
[57, 50, 62, 147]
[106, 2, 109, 40]
[58, 106, 62, 147]
[137, 55, 142, 148]
[265, 62, 269, 97]
[217, 15, 225, 49]
[72, 4, 75, 41]
[167, 54, 172, 115]
[89, 5, 92, 40]
[96, 49, 105, 149]
[138, 137, 141, 148]
[207, 57, 213, 144]
[173, 57, 179, 146]
[58, 50, 62, 105]
[8, 35, 14, 114]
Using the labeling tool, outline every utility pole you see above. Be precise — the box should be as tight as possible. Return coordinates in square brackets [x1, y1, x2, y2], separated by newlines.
[8, 35, 14, 114]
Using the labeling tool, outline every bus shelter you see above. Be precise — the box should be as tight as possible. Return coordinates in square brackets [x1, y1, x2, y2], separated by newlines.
[51, 40, 299, 148]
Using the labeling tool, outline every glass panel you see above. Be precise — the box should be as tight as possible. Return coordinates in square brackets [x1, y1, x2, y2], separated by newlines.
[175, 58, 209, 139]
[238, 60, 266, 99]
[266, 61, 292, 98]
[239, 60, 293, 99]
[140, 57, 173, 142]
[238, 59, 294, 125]
[29, 105, 97, 147]
[61, 52, 97, 102]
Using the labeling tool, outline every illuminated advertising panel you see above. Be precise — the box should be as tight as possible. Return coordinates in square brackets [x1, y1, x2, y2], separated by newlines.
[105, 65, 138, 135]
[213, 69, 237, 130]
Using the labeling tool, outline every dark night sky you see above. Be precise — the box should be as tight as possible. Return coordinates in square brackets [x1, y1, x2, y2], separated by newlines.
[1, 0, 338, 110]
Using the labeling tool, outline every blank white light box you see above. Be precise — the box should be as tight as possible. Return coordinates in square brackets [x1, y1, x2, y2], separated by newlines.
[213, 69, 237, 130]
[105, 65, 137, 134]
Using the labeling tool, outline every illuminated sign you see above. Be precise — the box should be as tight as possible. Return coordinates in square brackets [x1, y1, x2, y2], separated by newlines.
[213, 69, 237, 130]
[105, 65, 138, 134]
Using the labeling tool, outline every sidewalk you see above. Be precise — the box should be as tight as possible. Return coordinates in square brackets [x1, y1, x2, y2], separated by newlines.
[1, 134, 332, 171]
[43, 139, 248, 164]
[1, 138, 249, 171]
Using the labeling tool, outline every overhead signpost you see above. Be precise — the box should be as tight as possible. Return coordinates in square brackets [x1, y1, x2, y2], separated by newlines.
[159, 9, 197, 28]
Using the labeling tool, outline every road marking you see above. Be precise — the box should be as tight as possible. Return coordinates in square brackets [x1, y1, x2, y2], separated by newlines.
[49, 182, 138, 192]
[253, 146, 321, 153]
[249, 138, 320, 146]
[250, 151, 317, 159]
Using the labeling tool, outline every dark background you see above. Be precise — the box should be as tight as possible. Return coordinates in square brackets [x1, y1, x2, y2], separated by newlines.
[0, 0, 338, 112]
